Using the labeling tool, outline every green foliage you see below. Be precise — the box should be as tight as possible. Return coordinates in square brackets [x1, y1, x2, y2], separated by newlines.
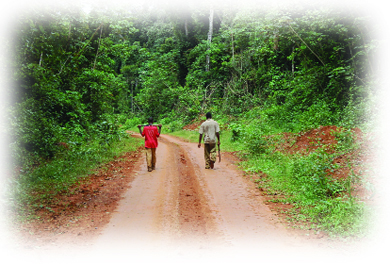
[229, 123, 243, 142]
[9, 134, 143, 219]
[173, 115, 367, 237]
[135, 48, 181, 119]
[13, 4, 376, 132]
[166, 120, 185, 132]
[121, 116, 142, 130]
[11, 98, 59, 162]
[168, 129, 199, 143]
[9, 3, 374, 236]
[11, 5, 138, 165]
[331, 128, 360, 152]
[159, 112, 187, 132]
[240, 146, 367, 236]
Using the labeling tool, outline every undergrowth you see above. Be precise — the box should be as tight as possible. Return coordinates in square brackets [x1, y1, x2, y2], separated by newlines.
[242, 149, 368, 237]
[170, 106, 372, 238]
[7, 132, 143, 221]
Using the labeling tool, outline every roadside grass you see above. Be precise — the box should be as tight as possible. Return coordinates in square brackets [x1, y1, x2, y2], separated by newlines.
[168, 130, 198, 142]
[169, 115, 371, 238]
[242, 148, 369, 237]
[8, 132, 143, 221]
[168, 129, 243, 153]
[125, 113, 372, 237]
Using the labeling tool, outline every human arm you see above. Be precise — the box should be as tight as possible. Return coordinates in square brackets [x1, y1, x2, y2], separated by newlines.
[158, 124, 162, 134]
[216, 132, 220, 146]
[198, 134, 203, 148]
[137, 125, 144, 137]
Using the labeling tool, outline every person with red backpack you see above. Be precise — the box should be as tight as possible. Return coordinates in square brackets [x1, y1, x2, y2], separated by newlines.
[137, 117, 162, 172]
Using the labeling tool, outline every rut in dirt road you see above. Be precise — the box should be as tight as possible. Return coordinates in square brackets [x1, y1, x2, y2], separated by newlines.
[10, 133, 368, 263]
[91, 134, 325, 254]
[91, 134, 222, 252]
[175, 145, 212, 238]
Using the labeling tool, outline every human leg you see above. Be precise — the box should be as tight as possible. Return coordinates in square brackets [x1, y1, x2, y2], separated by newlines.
[204, 144, 211, 169]
[151, 148, 156, 170]
[209, 144, 216, 169]
[145, 148, 153, 172]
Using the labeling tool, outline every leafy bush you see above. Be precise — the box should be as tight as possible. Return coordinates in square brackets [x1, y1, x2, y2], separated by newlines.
[166, 120, 185, 132]
[229, 123, 244, 142]
[10, 99, 61, 164]
[294, 100, 339, 131]
[123, 117, 142, 130]
[240, 145, 367, 236]
[9, 133, 143, 219]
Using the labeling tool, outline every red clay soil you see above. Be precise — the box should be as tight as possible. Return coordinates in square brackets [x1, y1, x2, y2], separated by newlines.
[183, 119, 203, 131]
[272, 125, 369, 180]
[286, 125, 341, 154]
[10, 147, 144, 249]
[183, 116, 231, 131]
[251, 125, 375, 234]
[299, 126, 360, 152]
[9, 125, 375, 255]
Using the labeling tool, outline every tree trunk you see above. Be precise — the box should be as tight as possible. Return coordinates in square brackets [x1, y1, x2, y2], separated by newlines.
[93, 25, 103, 70]
[68, 22, 71, 40]
[184, 19, 188, 36]
[39, 52, 43, 67]
[133, 79, 138, 113]
[206, 7, 214, 72]
[292, 46, 295, 76]
[231, 32, 234, 62]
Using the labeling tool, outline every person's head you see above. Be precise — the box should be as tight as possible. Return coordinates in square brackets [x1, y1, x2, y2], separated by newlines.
[148, 117, 154, 123]
[206, 112, 212, 119]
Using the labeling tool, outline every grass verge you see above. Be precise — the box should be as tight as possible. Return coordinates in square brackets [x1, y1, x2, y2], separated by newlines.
[168, 122, 373, 238]
[168, 129, 243, 153]
[7, 132, 143, 221]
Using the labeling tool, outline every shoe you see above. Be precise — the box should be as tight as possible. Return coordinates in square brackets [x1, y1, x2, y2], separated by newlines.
[210, 161, 214, 169]
[148, 168, 153, 172]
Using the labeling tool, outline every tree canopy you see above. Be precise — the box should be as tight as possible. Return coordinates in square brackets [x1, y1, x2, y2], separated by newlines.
[8, 2, 376, 165]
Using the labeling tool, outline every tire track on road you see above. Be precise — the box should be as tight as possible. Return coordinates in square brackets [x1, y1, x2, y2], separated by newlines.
[159, 137, 217, 240]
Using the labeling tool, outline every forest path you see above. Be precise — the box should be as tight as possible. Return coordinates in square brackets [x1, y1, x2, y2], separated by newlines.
[10, 133, 369, 263]
[88, 134, 338, 260]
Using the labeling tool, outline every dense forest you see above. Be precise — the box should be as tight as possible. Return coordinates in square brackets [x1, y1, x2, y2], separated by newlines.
[6, 1, 378, 236]
[10, 2, 376, 163]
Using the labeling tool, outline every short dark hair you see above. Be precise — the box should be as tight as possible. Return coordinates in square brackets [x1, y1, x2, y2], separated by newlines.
[206, 112, 212, 119]
[148, 117, 154, 123]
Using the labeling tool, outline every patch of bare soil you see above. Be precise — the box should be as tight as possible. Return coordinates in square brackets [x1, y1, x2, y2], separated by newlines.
[182, 119, 203, 131]
[287, 126, 374, 192]
[11, 147, 144, 249]
[268, 126, 372, 181]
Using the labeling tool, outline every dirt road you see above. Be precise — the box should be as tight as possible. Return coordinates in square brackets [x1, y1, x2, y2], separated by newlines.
[8, 131, 380, 263]
[86, 134, 340, 261]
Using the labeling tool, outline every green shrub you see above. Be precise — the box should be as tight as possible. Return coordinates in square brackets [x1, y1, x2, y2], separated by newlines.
[240, 146, 367, 236]
[167, 120, 184, 132]
[229, 123, 244, 141]
[123, 117, 142, 130]
[9, 133, 143, 219]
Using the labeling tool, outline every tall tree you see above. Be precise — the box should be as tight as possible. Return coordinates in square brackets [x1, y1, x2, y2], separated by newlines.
[206, 6, 214, 72]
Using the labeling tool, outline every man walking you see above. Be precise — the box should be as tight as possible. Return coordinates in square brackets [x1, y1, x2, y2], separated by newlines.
[198, 112, 220, 169]
[138, 117, 162, 172]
